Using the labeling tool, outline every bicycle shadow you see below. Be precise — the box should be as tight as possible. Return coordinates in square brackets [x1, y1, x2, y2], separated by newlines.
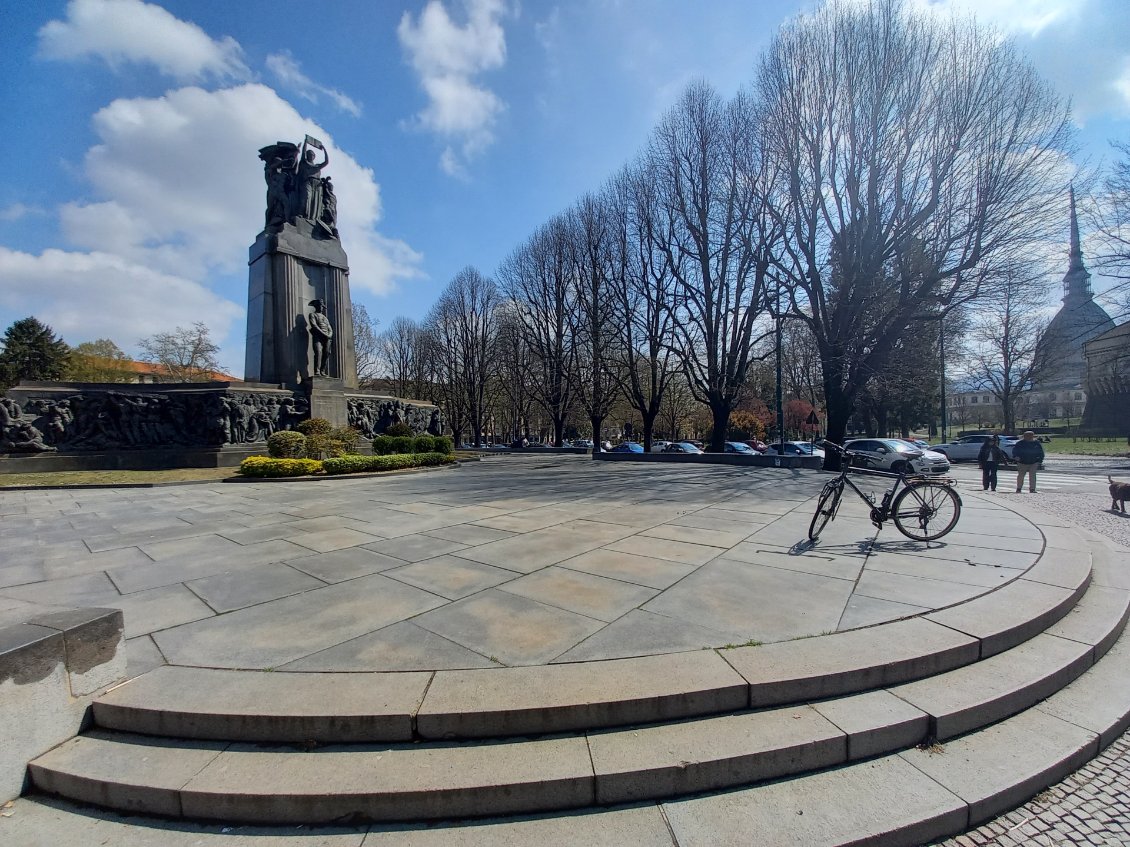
[790, 537, 947, 557]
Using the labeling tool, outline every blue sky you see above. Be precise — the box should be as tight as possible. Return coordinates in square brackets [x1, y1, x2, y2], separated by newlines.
[2, 0, 1129, 375]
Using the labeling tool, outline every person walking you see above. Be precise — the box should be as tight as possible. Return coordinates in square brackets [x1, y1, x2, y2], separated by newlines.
[977, 435, 1011, 491]
[1012, 431, 1045, 493]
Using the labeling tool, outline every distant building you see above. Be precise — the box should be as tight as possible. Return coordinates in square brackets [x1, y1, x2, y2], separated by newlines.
[1027, 189, 1114, 419]
[122, 360, 237, 384]
[946, 192, 1113, 431]
[1079, 321, 1130, 436]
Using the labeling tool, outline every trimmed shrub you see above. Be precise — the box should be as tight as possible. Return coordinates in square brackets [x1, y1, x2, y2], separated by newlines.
[371, 435, 395, 455]
[322, 451, 456, 476]
[389, 435, 414, 455]
[297, 418, 333, 436]
[384, 421, 414, 437]
[433, 435, 454, 455]
[296, 418, 358, 458]
[267, 430, 306, 459]
[328, 426, 360, 457]
[238, 456, 322, 477]
[412, 434, 436, 454]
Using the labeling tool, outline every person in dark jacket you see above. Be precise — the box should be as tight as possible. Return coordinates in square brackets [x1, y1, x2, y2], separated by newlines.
[977, 435, 1011, 491]
[1012, 431, 1045, 493]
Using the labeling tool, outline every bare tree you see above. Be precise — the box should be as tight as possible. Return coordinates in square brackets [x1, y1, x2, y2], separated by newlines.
[137, 322, 222, 382]
[570, 191, 623, 451]
[964, 270, 1063, 433]
[377, 316, 428, 399]
[611, 164, 683, 452]
[758, 0, 1074, 463]
[425, 267, 500, 446]
[493, 306, 537, 443]
[498, 216, 578, 446]
[648, 81, 780, 452]
[352, 302, 381, 387]
[1088, 139, 1130, 319]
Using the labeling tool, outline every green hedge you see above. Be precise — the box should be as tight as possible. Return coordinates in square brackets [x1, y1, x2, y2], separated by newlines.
[370, 434, 453, 455]
[238, 456, 323, 477]
[322, 451, 456, 476]
[267, 431, 306, 459]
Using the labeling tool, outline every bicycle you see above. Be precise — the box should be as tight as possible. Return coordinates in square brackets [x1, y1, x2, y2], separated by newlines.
[808, 441, 962, 542]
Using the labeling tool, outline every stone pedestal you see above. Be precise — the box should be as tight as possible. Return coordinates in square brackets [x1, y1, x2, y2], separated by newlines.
[245, 221, 357, 390]
[307, 377, 349, 428]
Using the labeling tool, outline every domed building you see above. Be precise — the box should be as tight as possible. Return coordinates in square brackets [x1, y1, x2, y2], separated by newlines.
[1025, 190, 1115, 423]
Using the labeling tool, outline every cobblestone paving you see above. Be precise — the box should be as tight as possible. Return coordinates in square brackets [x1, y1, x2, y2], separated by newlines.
[934, 468, 1130, 847]
[933, 732, 1130, 846]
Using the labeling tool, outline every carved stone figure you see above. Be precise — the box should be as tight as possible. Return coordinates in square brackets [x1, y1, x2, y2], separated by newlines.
[258, 137, 335, 236]
[0, 398, 55, 453]
[346, 396, 445, 437]
[294, 140, 329, 223]
[309, 299, 333, 377]
[319, 177, 338, 237]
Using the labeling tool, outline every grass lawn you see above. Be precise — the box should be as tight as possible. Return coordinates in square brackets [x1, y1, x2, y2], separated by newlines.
[0, 467, 238, 488]
[1, 453, 477, 488]
[1044, 437, 1130, 457]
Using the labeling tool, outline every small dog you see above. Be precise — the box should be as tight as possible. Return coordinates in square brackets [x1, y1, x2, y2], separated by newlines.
[1110, 476, 1130, 513]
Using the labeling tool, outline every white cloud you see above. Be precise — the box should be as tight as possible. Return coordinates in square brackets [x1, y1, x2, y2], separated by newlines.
[398, 0, 509, 174]
[7, 83, 420, 372]
[266, 52, 362, 118]
[913, 0, 1130, 120]
[0, 203, 46, 222]
[57, 83, 420, 294]
[912, 0, 1072, 36]
[0, 246, 243, 354]
[37, 0, 249, 82]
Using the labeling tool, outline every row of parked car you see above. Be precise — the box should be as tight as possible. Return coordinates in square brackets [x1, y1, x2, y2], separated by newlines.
[477, 434, 1010, 477]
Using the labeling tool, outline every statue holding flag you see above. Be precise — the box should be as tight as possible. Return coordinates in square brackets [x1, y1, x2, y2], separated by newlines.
[256, 135, 334, 238]
[294, 135, 329, 222]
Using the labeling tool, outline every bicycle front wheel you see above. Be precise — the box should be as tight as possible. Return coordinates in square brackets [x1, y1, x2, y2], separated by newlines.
[809, 480, 843, 541]
[892, 482, 961, 541]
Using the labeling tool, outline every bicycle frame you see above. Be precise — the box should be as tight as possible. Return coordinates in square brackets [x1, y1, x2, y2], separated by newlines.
[810, 442, 960, 541]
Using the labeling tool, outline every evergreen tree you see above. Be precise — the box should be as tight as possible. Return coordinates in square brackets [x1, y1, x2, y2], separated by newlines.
[0, 317, 70, 388]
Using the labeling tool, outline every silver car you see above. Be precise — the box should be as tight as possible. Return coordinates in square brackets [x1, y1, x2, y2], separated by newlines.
[844, 438, 950, 475]
[932, 435, 1016, 463]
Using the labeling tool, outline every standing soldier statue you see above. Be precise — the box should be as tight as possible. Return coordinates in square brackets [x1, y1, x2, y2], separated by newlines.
[308, 299, 333, 377]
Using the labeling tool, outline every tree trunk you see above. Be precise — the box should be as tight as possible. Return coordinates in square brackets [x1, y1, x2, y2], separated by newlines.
[823, 372, 852, 470]
[708, 400, 731, 452]
[641, 411, 659, 453]
[590, 414, 605, 452]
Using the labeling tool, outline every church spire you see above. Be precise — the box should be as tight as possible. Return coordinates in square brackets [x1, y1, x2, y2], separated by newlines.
[1063, 185, 1092, 302]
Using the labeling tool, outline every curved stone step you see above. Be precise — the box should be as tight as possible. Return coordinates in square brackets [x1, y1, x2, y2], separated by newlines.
[92, 539, 1093, 744]
[30, 559, 1126, 826]
[26, 591, 1130, 844]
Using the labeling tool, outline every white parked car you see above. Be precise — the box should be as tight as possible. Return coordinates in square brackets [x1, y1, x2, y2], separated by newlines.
[650, 440, 672, 453]
[931, 435, 1016, 463]
[844, 438, 950, 475]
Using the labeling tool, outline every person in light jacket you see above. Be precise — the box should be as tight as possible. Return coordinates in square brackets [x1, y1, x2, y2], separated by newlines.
[1012, 431, 1045, 493]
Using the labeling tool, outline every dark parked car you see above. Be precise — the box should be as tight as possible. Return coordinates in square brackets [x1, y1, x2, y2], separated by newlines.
[725, 441, 758, 455]
[664, 441, 704, 454]
[609, 441, 644, 453]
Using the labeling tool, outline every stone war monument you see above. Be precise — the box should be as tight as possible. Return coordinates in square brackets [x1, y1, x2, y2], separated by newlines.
[246, 135, 357, 424]
[0, 136, 441, 472]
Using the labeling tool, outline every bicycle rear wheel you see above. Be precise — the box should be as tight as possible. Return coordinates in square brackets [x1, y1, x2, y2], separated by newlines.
[808, 480, 843, 541]
[892, 482, 961, 541]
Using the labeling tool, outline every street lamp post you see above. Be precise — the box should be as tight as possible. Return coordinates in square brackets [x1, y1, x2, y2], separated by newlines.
[939, 316, 948, 443]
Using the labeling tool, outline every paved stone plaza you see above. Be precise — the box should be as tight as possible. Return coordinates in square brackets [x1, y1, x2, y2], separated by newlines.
[1, 455, 1043, 676]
